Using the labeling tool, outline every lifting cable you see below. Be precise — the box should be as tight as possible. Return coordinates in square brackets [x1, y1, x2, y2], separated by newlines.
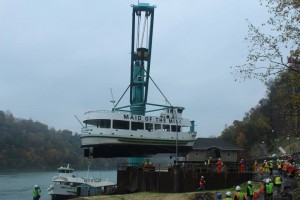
[113, 66, 145, 109]
[147, 70, 173, 107]
[114, 67, 173, 110]
[140, 15, 148, 47]
[136, 16, 141, 49]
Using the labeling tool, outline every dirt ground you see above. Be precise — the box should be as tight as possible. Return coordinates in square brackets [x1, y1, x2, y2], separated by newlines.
[73, 192, 197, 200]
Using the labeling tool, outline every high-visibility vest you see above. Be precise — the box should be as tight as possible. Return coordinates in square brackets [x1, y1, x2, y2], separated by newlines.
[235, 192, 244, 200]
[277, 164, 281, 169]
[283, 164, 287, 170]
[269, 162, 273, 168]
[223, 198, 233, 200]
[266, 183, 273, 194]
[32, 189, 38, 197]
[275, 177, 281, 184]
[247, 185, 254, 196]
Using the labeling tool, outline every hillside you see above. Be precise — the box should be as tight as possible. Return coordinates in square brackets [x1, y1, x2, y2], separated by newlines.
[0, 110, 125, 170]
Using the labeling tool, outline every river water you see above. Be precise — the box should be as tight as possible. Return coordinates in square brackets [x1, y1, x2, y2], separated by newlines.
[0, 170, 117, 200]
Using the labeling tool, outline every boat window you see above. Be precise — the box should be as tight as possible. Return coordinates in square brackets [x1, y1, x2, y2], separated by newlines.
[155, 124, 162, 130]
[113, 120, 129, 130]
[163, 124, 170, 131]
[99, 119, 111, 128]
[171, 125, 181, 132]
[145, 123, 153, 131]
[131, 122, 144, 130]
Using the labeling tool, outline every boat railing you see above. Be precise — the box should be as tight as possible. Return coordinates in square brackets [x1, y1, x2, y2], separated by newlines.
[117, 162, 171, 172]
[84, 110, 130, 115]
[83, 178, 101, 183]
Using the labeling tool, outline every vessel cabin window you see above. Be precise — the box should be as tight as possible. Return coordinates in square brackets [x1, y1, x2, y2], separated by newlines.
[163, 124, 170, 131]
[145, 123, 153, 131]
[59, 170, 72, 173]
[155, 124, 162, 130]
[113, 120, 129, 130]
[97, 119, 111, 128]
[171, 125, 181, 132]
[131, 122, 144, 130]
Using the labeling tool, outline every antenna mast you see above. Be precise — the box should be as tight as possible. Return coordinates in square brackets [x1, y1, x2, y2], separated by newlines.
[110, 88, 116, 109]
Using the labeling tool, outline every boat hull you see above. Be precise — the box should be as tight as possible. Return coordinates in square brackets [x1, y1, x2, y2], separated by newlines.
[51, 194, 76, 200]
[83, 143, 193, 158]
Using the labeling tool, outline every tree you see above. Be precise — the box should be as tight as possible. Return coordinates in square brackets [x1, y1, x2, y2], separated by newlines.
[233, 0, 300, 81]
[266, 70, 300, 137]
[236, 132, 248, 148]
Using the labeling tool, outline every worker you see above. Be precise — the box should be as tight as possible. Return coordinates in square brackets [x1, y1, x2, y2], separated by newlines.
[197, 176, 205, 191]
[269, 160, 273, 175]
[239, 159, 245, 173]
[32, 185, 40, 200]
[216, 158, 223, 173]
[253, 160, 258, 173]
[233, 185, 246, 200]
[246, 181, 254, 200]
[282, 161, 287, 175]
[208, 156, 212, 169]
[259, 164, 263, 174]
[274, 174, 282, 194]
[223, 191, 232, 200]
[277, 160, 282, 174]
[263, 160, 269, 174]
[264, 179, 273, 200]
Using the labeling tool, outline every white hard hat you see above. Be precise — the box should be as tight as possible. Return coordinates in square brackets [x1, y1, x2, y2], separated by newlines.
[266, 179, 270, 183]
[226, 191, 231, 196]
[247, 181, 251, 184]
[218, 158, 221, 160]
[34, 185, 38, 188]
[236, 186, 241, 191]
[201, 176, 204, 178]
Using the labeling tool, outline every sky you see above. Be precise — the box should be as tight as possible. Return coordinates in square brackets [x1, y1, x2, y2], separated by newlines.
[0, 0, 270, 137]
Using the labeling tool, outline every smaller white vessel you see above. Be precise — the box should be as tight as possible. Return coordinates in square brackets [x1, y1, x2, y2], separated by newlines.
[47, 164, 116, 200]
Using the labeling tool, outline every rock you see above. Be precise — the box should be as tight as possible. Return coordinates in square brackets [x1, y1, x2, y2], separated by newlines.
[194, 192, 214, 200]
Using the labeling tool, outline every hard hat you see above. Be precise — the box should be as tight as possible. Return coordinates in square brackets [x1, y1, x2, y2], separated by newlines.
[236, 186, 241, 191]
[226, 191, 231, 196]
[216, 193, 222, 198]
[201, 176, 204, 178]
[218, 158, 221, 160]
[266, 179, 270, 183]
[247, 181, 251, 184]
[34, 185, 38, 188]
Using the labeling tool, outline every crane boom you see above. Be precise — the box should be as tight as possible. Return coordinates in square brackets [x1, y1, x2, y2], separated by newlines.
[129, 3, 155, 115]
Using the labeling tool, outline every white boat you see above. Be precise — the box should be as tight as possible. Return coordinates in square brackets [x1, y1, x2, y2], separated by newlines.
[81, 107, 197, 157]
[47, 164, 116, 200]
[79, 3, 197, 158]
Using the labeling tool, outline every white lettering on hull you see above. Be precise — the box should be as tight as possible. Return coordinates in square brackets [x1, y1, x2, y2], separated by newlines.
[123, 114, 181, 124]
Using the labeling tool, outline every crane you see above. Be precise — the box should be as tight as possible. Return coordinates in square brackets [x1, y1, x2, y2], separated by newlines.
[129, 3, 155, 115]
